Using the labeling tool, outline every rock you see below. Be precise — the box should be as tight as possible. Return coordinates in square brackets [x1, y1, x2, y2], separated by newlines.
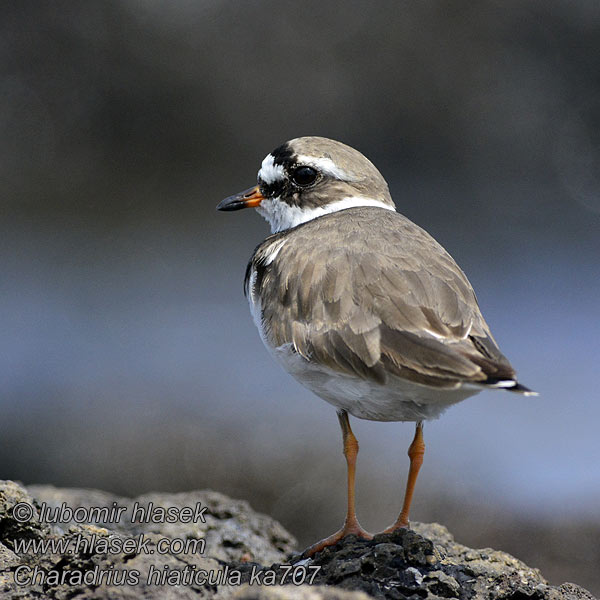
[0, 480, 595, 600]
[28, 484, 294, 565]
[1, 480, 295, 599]
[233, 586, 372, 600]
[270, 525, 596, 600]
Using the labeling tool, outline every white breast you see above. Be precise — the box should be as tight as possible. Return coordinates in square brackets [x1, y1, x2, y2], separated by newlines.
[247, 266, 264, 335]
[247, 238, 286, 334]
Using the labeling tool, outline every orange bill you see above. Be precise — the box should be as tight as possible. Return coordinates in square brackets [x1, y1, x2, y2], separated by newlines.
[216, 186, 264, 211]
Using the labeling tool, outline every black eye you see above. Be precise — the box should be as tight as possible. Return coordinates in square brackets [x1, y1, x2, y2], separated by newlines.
[291, 166, 318, 187]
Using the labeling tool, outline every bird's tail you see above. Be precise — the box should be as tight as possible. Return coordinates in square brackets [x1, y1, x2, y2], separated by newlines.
[486, 378, 538, 396]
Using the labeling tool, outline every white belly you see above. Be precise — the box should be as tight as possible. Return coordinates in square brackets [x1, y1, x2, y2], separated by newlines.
[271, 342, 480, 422]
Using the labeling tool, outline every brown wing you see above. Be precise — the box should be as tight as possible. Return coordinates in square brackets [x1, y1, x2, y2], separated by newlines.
[249, 207, 516, 388]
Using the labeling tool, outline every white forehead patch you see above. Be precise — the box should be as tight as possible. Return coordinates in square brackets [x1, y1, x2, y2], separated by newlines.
[258, 153, 285, 184]
[296, 155, 355, 181]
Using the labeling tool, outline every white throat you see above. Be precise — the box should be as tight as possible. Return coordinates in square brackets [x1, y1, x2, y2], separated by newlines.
[256, 196, 396, 233]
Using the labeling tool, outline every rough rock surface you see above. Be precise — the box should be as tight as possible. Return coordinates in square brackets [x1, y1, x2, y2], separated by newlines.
[0, 480, 595, 600]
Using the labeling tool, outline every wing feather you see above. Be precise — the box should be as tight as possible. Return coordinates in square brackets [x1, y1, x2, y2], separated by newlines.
[252, 207, 516, 387]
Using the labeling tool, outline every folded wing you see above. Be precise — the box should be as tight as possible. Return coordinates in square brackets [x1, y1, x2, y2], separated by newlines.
[249, 207, 516, 389]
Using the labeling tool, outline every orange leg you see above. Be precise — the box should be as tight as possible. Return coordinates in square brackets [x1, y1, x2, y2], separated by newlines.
[302, 411, 372, 557]
[382, 421, 425, 532]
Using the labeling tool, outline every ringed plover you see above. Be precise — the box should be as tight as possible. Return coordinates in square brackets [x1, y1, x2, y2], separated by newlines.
[217, 136, 535, 556]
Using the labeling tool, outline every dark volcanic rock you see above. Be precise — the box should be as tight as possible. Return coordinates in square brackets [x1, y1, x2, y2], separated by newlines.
[268, 524, 595, 600]
[231, 526, 596, 600]
[1, 480, 295, 599]
[27, 483, 295, 565]
[0, 480, 595, 600]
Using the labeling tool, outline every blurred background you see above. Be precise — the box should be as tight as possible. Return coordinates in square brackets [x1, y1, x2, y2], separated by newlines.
[1, 0, 599, 593]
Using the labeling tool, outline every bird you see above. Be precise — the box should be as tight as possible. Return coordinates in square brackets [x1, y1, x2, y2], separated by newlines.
[216, 136, 536, 557]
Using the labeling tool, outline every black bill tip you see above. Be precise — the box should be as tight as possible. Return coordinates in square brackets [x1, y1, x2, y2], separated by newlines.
[216, 196, 247, 211]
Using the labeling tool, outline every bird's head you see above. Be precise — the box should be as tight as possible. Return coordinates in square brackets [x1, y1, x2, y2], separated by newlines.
[217, 136, 396, 233]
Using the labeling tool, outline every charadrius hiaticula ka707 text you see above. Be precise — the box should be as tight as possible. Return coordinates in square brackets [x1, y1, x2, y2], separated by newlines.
[217, 137, 535, 556]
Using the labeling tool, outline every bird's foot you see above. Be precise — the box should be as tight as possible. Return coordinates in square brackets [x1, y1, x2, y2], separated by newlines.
[301, 521, 372, 558]
[379, 518, 410, 535]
